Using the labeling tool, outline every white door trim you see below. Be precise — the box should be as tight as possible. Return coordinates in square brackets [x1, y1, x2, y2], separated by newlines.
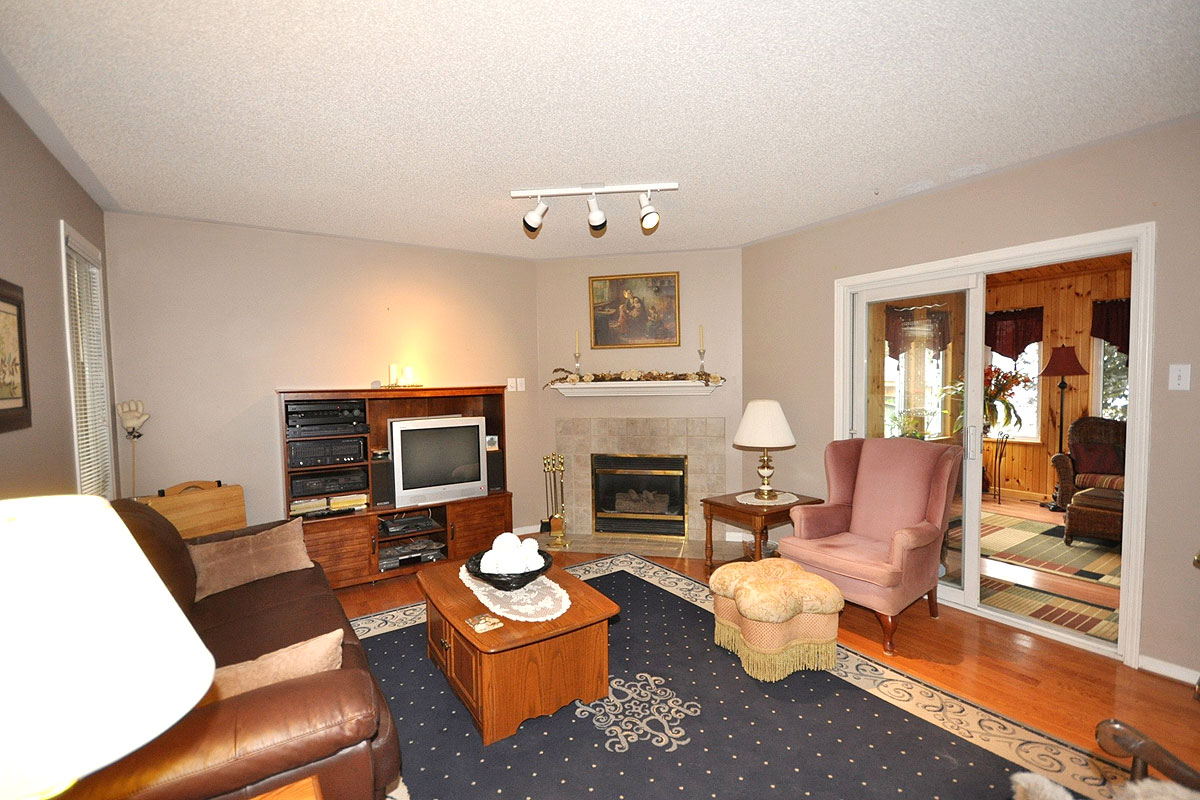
[833, 222, 1155, 668]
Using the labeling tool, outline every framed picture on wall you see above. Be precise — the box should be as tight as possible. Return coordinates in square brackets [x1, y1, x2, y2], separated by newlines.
[589, 271, 679, 348]
[0, 278, 32, 433]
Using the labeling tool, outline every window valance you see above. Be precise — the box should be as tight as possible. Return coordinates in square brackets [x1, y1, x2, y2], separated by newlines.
[884, 305, 950, 360]
[1091, 298, 1130, 355]
[985, 307, 1043, 360]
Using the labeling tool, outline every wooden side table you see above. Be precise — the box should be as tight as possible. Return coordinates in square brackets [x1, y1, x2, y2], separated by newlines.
[251, 776, 323, 800]
[702, 491, 821, 571]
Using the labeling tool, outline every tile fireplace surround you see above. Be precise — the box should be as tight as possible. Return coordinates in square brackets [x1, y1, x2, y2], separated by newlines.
[554, 417, 727, 539]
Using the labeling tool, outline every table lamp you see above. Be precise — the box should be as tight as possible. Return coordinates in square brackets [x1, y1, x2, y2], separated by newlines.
[733, 399, 797, 501]
[0, 495, 214, 799]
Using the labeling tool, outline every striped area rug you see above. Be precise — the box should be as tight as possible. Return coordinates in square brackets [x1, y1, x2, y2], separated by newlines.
[979, 577, 1119, 643]
[947, 512, 1122, 587]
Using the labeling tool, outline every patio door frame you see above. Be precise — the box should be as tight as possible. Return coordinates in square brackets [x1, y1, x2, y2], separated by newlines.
[833, 222, 1155, 667]
[848, 275, 984, 611]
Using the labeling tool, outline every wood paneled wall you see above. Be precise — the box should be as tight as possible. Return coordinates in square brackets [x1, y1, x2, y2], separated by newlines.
[983, 256, 1131, 501]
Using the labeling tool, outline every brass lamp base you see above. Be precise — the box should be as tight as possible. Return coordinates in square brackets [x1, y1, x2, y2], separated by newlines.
[754, 450, 778, 501]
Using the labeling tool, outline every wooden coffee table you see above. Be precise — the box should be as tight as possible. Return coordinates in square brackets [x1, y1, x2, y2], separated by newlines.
[702, 490, 822, 571]
[416, 558, 619, 745]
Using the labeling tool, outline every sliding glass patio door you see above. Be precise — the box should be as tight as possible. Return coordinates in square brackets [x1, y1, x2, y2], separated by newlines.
[848, 275, 984, 606]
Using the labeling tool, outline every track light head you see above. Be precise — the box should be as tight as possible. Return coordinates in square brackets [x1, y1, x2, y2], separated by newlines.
[638, 192, 659, 232]
[586, 196, 606, 231]
[523, 199, 549, 233]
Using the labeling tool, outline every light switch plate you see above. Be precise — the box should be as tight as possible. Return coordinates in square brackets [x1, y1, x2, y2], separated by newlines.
[1169, 364, 1191, 391]
[506, 378, 517, 391]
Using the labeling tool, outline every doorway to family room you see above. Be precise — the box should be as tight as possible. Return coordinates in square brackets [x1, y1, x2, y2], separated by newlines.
[835, 223, 1152, 665]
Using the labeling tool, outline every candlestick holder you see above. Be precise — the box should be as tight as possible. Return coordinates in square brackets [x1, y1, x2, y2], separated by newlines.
[698, 348, 706, 373]
[574, 351, 582, 375]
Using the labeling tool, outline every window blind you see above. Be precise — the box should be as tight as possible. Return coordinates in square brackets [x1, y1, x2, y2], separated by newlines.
[62, 226, 115, 498]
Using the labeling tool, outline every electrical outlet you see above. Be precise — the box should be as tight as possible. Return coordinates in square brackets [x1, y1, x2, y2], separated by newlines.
[517, 377, 526, 391]
[1169, 364, 1191, 391]
[506, 378, 517, 391]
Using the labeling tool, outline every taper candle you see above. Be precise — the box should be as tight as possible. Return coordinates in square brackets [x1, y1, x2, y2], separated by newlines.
[575, 329, 580, 354]
[699, 325, 704, 349]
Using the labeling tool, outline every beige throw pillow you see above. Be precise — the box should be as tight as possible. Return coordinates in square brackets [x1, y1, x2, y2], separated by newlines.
[188, 517, 313, 600]
[199, 628, 344, 706]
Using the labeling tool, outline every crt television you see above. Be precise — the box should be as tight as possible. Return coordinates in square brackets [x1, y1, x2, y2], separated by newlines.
[388, 415, 488, 508]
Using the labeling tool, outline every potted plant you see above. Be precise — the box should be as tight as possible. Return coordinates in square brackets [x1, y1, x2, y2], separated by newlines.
[941, 365, 1035, 436]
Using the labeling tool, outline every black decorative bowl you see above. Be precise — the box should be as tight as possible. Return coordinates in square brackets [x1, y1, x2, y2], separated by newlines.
[465, 550, 553, 591]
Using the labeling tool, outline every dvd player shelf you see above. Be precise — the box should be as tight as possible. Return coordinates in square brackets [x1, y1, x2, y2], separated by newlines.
[277, 386, 512, 589]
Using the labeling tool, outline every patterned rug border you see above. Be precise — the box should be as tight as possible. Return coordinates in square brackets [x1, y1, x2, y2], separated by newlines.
[351, 553, 1128, 799]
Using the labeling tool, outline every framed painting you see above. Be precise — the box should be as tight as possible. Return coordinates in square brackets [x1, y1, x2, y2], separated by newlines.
[589, 271, 679, 348]
[0, 278, 31, 432]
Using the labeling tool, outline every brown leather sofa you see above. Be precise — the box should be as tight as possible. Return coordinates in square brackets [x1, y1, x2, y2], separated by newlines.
[64, 500, 400, 800]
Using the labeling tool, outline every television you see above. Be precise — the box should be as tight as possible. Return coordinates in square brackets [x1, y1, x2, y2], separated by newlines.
[388, 415, 488, 508]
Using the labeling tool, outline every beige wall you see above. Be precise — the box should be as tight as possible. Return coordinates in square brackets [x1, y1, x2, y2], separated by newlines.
[103, 214, 542, 525]
[0, 95, 105, 497]
[534, 250, 745, 537]
[742, 115, 1200, 673]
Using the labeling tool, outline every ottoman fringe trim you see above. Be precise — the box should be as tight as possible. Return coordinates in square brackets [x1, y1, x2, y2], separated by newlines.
[714, 619, 838, 680]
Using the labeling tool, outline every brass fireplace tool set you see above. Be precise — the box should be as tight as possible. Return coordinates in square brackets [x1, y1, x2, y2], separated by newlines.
[541, 453, 567, 549]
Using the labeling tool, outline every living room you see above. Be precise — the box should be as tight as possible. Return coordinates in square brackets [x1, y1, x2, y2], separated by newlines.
[3, 4, 1200, 798]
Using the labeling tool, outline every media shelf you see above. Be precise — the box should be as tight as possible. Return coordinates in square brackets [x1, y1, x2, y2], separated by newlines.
[277, 386, 512, 588]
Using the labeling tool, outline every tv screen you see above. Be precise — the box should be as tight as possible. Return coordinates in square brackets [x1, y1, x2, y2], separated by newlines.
[399, 426, 481, 489]
[388, 416, 488, 507]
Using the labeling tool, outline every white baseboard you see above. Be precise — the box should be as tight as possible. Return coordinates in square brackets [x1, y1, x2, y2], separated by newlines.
[725, 531, 750, 542]
[1138, 654, 1200, 686]
[513, 523, 542, 535]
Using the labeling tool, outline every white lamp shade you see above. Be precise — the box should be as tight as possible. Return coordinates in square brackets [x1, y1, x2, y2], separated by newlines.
[733, 399, 796, 449]
[0, 495, 215, 799]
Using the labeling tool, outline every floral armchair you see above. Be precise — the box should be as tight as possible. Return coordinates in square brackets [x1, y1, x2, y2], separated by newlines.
[1050, 416, 1126, 508]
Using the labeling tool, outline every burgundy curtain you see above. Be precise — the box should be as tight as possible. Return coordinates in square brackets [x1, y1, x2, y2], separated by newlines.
[985, 307, 1043, 360]
[885, 306, 951, 360]
[1091, 298, 1131, 355]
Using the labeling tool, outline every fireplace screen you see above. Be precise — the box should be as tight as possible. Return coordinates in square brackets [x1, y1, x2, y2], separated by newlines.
[592, 453, 687, 536]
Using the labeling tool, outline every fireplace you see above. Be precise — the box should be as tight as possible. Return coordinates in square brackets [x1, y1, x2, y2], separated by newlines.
[591, 454, 687, 536]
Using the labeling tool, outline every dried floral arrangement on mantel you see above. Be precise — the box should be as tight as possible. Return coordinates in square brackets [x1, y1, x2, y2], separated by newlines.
[544, 367, 724, 389]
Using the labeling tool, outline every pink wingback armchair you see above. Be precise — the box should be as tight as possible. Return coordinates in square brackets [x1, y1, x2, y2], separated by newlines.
[778, 437, 963, 655]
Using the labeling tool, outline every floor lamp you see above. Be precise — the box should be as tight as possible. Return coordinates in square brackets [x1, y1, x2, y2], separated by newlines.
[1039, 345, 1088, 511]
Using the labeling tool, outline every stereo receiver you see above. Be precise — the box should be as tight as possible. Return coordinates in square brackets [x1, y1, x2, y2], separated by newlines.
[288, 437, 365, 468]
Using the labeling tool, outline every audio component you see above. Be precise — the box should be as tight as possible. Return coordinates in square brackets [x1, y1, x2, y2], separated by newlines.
[288, 437, 365, 468]
[285, 399, 368, 440]
[290, 467, 369, 498]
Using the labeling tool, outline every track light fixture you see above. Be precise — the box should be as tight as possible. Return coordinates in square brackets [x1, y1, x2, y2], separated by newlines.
[523, 198, 549, 232]
[638, 192, 659, 232]
[509, 182, 678, 237]
[586, 195, 606, 232]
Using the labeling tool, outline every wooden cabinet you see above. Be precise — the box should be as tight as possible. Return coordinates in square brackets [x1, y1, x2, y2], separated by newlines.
[447, 493, 513, 559]
[276, 386, 513, 588]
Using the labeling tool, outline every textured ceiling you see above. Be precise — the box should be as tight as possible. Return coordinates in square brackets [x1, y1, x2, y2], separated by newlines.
[1, 1, 1199, 259]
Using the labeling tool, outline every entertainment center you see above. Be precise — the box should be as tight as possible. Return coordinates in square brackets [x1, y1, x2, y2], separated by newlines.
[277, 385, 512, 588]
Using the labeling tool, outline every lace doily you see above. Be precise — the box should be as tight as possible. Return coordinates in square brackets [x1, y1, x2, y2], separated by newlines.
[458, 565, 572, 622]
[735, 491, 800, 506]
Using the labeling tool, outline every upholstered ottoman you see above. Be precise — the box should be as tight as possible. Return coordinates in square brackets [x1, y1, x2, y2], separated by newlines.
[710, 559, 844, 681]
[1064, 487, 1123, 545]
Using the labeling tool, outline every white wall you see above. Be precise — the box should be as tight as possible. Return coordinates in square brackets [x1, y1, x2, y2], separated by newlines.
[104, 214, 543, 526]
[742, 116, 1200, 675]
[0, 94, 105, 497]
[534, 249, 745, 537]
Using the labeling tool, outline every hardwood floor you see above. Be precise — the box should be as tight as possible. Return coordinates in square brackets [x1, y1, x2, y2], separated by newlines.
[337, 552, 1200, 778]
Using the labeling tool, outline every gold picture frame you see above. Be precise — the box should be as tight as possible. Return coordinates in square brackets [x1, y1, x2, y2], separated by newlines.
[589, 271, 679, 349]
[0, 278, 32, 433]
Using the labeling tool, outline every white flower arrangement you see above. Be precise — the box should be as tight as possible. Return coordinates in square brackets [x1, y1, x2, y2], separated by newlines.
[545, 367, 723, 389]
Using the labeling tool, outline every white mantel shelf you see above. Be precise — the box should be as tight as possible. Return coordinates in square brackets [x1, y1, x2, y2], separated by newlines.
[550, 380, 724, 397]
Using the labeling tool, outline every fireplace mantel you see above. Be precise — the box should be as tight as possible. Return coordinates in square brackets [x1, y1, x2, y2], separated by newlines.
[550, 380, 723, 397]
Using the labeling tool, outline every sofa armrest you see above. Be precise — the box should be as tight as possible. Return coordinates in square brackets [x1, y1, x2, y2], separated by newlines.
[1050, 452, 1077, 506]
[889, 521, 943, 565]
[65, 668, 383, 800]
[790, 503, 852, 540]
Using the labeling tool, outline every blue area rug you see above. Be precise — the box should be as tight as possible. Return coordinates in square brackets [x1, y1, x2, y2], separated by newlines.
[355, 554, 1125, 800]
